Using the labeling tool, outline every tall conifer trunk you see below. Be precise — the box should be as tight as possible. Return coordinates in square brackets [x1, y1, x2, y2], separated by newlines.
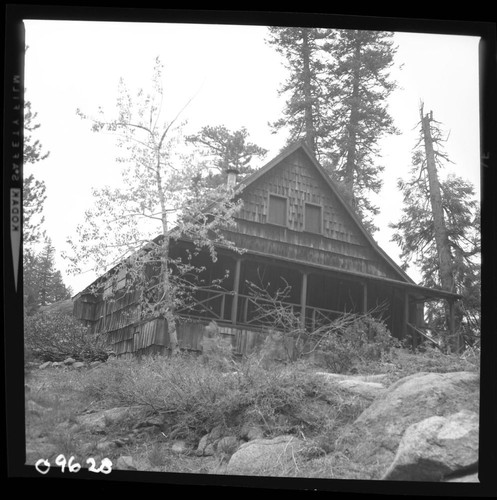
[420, 105, 459, 349]
[301, 29, 316, 153]
[344, 39, 361, 210]
[420, 106, 455, 294]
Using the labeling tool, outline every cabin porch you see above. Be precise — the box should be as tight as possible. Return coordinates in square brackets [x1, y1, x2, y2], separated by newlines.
[73, 246, 459, 357]
[174, 248, 458, 348]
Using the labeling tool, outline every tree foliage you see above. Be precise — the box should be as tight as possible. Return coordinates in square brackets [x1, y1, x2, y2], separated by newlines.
[185, 125, 267, 188]
[267, 27, 333, 156]
[23, 96, 72, 317]
[68, 57, 243, 354]
[324, 30, 398, 231]
[23, 98, 48, 249]
[267, 28, 398, 232]
[24, 238, 72, 315]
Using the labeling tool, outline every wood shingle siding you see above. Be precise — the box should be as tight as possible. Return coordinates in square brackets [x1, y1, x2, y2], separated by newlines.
[231, 148, 402, 280]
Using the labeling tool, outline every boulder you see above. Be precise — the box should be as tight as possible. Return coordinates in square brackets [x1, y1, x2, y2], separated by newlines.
[63, 357, 76, 365]
[196, 425, 229, 456]
[382, 410, 479, 481]
[217, 436, 240, 456]
[171, 440, 189, 454]
[226, 435, 304, 476]
[316, 372, 386, 400]
[209, 425, 224, 441]
[72, 362, 86, 369]
[240, 422, 264, 441]
[336, 379, 386, 400]
[338, 371, 479, 479]
[316, 372, 391, 384]
[96, 440, 117, 454]
[39, 361, 52, 369]
[204, 444, 216, 456]
[115, 456, 136, 470]
[76, 406, 147, 432]
[196, 434, 210, 456]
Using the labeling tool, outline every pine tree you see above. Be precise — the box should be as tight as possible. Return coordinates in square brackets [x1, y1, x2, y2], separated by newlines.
[390, 107, 480, 349]
[185, 125, 267, 188]
[267, 28, 398, 232]
[266, 26, 333, 158]
[24, 238, 72, 314]
[23, 98, 48, 249]
[324, 29, 398, 231]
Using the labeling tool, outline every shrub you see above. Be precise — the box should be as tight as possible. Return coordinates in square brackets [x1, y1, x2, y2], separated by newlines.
[308, 314, 399, 373]
[24, 312, 109, 362]
[390, 344, 480, 378]
[200, 321, 235, 371]
[80, 353, 332, 442]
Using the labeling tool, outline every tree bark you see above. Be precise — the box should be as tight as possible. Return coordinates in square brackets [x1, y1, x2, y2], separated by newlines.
[156, 160, 179, 355]
[344, 39, 361, 210]
[420, 106, 455, 294]
[301, 29, 316, 154]
[420, 106, 458, 342]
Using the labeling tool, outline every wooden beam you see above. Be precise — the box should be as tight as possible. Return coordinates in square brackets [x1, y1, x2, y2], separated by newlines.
[403, 290, 410, 344]
[209, 238, 462, 301]
[231, 258, 242, 325]
[300, 271, 308, 328]
[362, 281, 368, 314]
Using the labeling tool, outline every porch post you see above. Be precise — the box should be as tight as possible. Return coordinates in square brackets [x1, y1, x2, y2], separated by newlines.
[362, 281, 368, 314]
[231, 258, 242, 325]
[300, 271, 308, 329]
[403, 289, 411, 345]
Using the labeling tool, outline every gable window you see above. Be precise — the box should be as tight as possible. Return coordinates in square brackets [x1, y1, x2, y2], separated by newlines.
[268, 194, 287, 226]
[305, 203, 322, 233]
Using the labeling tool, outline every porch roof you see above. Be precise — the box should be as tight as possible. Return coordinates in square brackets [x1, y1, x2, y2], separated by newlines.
[214, 244, 462, 302]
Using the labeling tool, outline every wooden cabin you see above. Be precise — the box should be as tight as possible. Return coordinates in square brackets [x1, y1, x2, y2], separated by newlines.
[73, 141, 461, 357]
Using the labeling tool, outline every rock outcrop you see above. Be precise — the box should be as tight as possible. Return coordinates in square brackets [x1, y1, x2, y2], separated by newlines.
[316, 372, 387, 400]
[338, 371, 479, 479]
[226, 435, 304, 476]
[382, 410, 479, 481]
[76, 406, 149, 433]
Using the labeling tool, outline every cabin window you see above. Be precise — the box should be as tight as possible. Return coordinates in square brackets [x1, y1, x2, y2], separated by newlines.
[304, 203, 322, 233]
[268, 194, 287, 226]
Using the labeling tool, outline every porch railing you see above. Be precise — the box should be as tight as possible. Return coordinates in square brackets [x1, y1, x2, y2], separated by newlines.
[176, 289, 229, 321]
[176, 288, 351, 331]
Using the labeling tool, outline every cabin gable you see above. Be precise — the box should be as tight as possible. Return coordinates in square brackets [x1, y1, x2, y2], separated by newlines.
[224, 146, 405, 281]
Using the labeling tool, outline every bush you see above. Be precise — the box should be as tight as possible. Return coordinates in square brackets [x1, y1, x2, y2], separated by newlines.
[200, 321, 235, 371]
[390, 344, 480, 378]
[80, 353, 331, 442]
[24, 312, 109, 362]
[309, 314, 399, 373]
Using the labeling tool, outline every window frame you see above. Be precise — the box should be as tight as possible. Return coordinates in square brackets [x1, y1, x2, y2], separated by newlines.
[267, 193, 288, 227]
[304, 201, 323, 234]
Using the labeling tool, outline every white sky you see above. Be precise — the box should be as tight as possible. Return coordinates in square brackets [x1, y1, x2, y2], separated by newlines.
[23, 19, 481, 294]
